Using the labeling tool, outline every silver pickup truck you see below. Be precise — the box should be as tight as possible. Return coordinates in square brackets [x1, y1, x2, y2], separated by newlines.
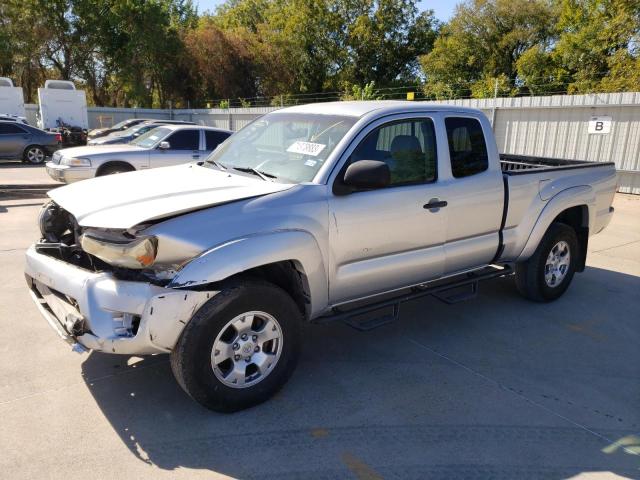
[25, 101, 616, 412]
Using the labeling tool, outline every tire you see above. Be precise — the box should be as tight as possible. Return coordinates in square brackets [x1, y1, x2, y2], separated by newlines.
[515, 222, 579, 302]
[98, 163, 134, 176]
[170, 280, 302, 412]
[23, 145, 46, 164]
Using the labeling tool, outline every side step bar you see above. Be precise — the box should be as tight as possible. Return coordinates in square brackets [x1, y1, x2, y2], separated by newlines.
[317, 265, 512, 331]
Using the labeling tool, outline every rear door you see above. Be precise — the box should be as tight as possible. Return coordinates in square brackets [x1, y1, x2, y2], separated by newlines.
[441, 116, 504, 274]
[151, 129, 201, 168]
[0, 123, 29, 158]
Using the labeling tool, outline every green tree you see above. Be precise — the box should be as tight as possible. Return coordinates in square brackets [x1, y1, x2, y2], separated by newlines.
[515, 0, 640, 94]
[420, 0, 554, 98]
[213, 0, 437, 97]
[553, 0, 639, 93]
[339, 0, 438, 86]
[340, 81, 384, 100]
[183, 18, 257, 102]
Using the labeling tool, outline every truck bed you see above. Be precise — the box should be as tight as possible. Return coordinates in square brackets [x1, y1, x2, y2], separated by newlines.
[500, 154, 615, 174]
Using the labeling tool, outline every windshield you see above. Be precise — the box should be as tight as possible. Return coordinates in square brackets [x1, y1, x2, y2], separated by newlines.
[112, 119, 134, 130]
[118, 123, 155, 137]
[203, 112, 357, 183]
[129, 127, 171, 148]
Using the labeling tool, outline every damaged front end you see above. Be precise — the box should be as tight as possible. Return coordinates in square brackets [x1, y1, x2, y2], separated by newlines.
[26, 201, 216, 354]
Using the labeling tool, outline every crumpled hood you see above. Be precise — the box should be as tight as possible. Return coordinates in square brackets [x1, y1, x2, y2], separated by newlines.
[57, 144, 144, 157]
[48, 164, 294, 229]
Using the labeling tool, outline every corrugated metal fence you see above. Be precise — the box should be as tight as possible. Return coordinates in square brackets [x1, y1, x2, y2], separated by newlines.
[25, 92, 640, 193]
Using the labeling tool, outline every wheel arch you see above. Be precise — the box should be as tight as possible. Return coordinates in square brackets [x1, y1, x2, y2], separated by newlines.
[168, 230, 328, 320]
[552, 205, 589, 271]
[96, 160, 135, 176]
[517, 185, 594, 268]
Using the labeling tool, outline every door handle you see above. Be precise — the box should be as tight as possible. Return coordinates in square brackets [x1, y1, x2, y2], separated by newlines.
[192, 154, 200, 159]
[423, 199, 448, 210]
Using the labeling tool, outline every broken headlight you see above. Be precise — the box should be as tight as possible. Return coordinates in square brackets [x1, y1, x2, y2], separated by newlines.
[80, 232, 158, 269]
[39, 201, 72, 243]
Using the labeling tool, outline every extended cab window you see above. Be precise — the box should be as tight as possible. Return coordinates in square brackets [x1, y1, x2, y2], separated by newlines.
[445, 117, 488, 178]
[205, 130, 231, 150]
[166, 130, 200, 150]
[350, 118, 437, 186]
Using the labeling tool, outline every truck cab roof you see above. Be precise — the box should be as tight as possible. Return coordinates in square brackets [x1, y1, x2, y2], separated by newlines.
[281, 100, 483, 118]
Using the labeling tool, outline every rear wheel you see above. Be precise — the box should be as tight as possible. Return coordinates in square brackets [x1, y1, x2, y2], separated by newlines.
[515, 222, 578, 302]
[170, 280, 301, 412]
[23, 145, 46, 164]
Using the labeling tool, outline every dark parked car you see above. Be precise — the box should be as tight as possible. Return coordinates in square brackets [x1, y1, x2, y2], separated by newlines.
[0, 121, 60, 164]
[87, 118, 152, 141]
[88, 120, 198, 145]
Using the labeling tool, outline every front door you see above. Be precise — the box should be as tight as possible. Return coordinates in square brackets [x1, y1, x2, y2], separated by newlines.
[152, 129, 201, 167]
[328, 116, 447, 304]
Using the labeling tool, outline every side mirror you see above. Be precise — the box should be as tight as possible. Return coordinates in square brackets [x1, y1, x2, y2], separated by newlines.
[336, 160, 390, 194]
[158, 141, 170, 150]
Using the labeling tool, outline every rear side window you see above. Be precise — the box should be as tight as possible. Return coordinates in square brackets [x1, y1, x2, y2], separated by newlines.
[0, 123, 26, 134]
[445, 117, 488, 178]
[166, 130, 200, 150]
[205, 130, 231, 150]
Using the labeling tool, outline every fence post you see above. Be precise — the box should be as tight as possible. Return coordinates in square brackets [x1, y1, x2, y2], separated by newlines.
[491, 78, 499, 130]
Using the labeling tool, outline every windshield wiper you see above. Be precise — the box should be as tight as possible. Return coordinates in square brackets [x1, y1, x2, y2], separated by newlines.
[205, 159, 227, 170]
[231, 166, 277, 181]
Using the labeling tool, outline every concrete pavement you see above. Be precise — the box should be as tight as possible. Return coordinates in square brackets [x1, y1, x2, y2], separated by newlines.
[0, 161, 59, 186]
[0, 182, 638, 479]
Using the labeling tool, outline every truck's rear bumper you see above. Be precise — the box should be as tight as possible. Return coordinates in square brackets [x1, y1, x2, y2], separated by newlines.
[24, 245, 215, 355]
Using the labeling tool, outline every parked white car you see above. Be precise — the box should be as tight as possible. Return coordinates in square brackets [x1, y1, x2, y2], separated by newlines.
[45, 124, 232, 183]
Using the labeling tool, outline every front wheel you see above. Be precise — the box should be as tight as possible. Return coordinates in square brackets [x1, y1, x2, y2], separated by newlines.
[170, 280, 301, 412]
[515, 222, 579, 302]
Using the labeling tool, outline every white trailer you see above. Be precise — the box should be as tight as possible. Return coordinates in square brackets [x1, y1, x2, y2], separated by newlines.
[0, 77, 26, 118]
[37, 80, 89, 130]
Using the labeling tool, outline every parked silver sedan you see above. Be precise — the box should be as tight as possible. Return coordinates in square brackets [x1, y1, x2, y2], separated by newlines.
[0, 121, 60, 163]
[45, 125, 232, 183]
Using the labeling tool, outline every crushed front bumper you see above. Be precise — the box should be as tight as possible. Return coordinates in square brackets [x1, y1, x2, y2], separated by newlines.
[24, 245, 216, 354]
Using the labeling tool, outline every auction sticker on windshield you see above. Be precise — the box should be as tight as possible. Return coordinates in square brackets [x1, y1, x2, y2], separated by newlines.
[287, 141, 326, 156]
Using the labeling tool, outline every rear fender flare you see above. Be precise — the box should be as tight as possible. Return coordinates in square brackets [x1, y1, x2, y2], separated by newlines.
[517, 185, 594, 261]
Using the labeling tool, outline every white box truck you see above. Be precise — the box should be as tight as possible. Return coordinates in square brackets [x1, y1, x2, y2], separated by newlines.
[0, 77, 27, 119]
[37, 80, 88, 146]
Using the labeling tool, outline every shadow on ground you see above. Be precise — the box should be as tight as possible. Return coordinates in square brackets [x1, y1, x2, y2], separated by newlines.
[81, 266, 640, 479]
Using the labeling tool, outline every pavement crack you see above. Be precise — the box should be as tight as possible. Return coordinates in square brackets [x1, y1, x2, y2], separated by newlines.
[591, 238, 640, 253]
[406, 337, 637, 455]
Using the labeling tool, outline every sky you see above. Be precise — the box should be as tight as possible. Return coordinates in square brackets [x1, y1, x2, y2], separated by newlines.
[193, 0, 457, 22]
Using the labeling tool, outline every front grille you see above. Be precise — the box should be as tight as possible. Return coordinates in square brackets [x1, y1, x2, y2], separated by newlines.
[51, 151, 62, 164]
